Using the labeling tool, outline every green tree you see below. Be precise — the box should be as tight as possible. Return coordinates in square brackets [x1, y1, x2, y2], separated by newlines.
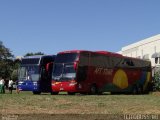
[24, 52, 45, 57]
[0, 41, 14, 79]
[11, 69, 18, 81]
[11, 58, 21, 81]
[153, 71, 160, 91]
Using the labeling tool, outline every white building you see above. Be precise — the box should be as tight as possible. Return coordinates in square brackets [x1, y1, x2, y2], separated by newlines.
[119, 34, 160, 68]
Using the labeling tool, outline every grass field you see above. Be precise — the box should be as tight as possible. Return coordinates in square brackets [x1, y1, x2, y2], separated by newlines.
[0, 91, 160, 119]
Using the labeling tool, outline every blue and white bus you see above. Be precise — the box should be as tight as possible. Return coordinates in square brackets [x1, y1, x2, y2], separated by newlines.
[18, 55, 56, 94]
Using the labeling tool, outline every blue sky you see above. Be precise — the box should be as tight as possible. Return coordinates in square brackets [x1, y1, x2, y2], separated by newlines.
[0, 0, 160, 56]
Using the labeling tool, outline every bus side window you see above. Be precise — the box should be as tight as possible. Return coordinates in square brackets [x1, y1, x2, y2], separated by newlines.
[130, 60, 134, 66]
[122, 59, 134, 67]
[77, 66, 88, 81]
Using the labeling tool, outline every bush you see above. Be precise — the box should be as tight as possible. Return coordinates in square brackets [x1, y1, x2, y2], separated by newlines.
[153, 72, 160, 91]
[11, 69, 18, 82]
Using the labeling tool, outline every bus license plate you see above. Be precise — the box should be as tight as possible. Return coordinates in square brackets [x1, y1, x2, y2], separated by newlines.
[60, 88, 64, 91]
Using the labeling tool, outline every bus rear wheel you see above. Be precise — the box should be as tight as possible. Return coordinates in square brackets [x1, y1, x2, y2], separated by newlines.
[132, 85, 138, 95]
[132, 85, 143, 95]
[137, 85, 143, 94]
[90, 84, 98, 95]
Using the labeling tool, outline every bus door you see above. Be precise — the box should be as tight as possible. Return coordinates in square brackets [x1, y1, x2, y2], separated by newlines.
[77, 52, 90, 91]
[39, 63, 53, 92]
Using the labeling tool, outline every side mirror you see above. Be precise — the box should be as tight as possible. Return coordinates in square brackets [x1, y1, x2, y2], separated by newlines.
[46, 62, 53, 73]
[45, 62, 53, 78]
[74, 62, 78, 70]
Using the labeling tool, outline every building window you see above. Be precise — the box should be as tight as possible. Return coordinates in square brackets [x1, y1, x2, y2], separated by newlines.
[155, 57, 158, 64]
[137, 56, 141, 59]
[141, 50, 143, 57]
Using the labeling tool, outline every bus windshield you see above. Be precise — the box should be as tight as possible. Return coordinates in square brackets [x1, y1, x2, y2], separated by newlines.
[19, 65, 40, 81]
[55, 53, 78, 63]
[52, 63, 76, 81]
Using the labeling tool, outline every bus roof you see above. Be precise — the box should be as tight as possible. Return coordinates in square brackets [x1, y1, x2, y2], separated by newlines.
[58, 50, 122, 57]
[58, 50, 93, 54]
[123, 55, 151, 62]
[23, 55, 43, 59]
[21, 55, 56, 65]
[57, 50, 150, 63]
[23, 55, 56, 59]
[95, 51, 149, 62]
[95, 51, 122, 57]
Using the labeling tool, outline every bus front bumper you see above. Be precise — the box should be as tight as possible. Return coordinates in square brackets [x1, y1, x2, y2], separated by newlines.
[18, 81, 39, 91]
[51, 81, 78, 92]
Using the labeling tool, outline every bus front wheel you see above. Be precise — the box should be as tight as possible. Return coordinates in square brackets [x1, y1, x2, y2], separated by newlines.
[132, 85, 138, 95]
[51, 92, 59, 95]
[33, 91, 41, 95]
[68, 92, 75, 95]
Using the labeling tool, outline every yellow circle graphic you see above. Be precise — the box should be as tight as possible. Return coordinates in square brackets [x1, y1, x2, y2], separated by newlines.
[113, 69, 128, 89]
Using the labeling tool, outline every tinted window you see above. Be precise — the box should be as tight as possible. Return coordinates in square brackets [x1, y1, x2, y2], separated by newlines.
[41, 56, 55, 65]
[22, 58, 40, 64]
[55, 53, 78, 63]
[64, 64, 75, 73]
[63, 64, 76, 79]
[52, 63, 76, 81]
[121, 59, 134, 67]
[90, 53, 112, 68]
[79, 53, 89, 66]
[52, 64, 63, 77]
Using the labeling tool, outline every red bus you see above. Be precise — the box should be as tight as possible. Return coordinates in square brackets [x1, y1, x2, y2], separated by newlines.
[51, 50, 152, 95]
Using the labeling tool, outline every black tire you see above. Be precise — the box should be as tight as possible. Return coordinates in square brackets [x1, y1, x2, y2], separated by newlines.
[137, 85, 143, 94]
[90, 84, 98, 95]
[111, 92, 117, 95]
[33, 91, 41, 95]
[98, 92, 103, 95]
[80, 92, 87, 95]
[132, 85, 138, 95]
[51, 92, 59, 95]
[67, 92, 75, 95]
[144, 82, 153, 94]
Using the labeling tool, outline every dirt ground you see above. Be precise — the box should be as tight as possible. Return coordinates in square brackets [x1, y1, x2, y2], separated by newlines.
[0, 114, 126, 120]
[1, 91, 160, 120]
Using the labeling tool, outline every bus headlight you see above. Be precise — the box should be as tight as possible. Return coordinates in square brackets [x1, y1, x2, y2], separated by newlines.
[69, 82, 77, 86]
[52, 82, 56, 86]
[18, 82, 23, 85]
[52, 82, 60, 86]
[52, 83, 55, 86]
[33, 82, 37, 86]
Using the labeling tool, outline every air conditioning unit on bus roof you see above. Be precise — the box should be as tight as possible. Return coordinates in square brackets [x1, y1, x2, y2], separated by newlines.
[95, 51, 122, 57]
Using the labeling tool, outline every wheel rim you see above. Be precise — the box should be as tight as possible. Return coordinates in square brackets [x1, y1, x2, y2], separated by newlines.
[133, 86, 137, 94]
[91, 86, 96, 94]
